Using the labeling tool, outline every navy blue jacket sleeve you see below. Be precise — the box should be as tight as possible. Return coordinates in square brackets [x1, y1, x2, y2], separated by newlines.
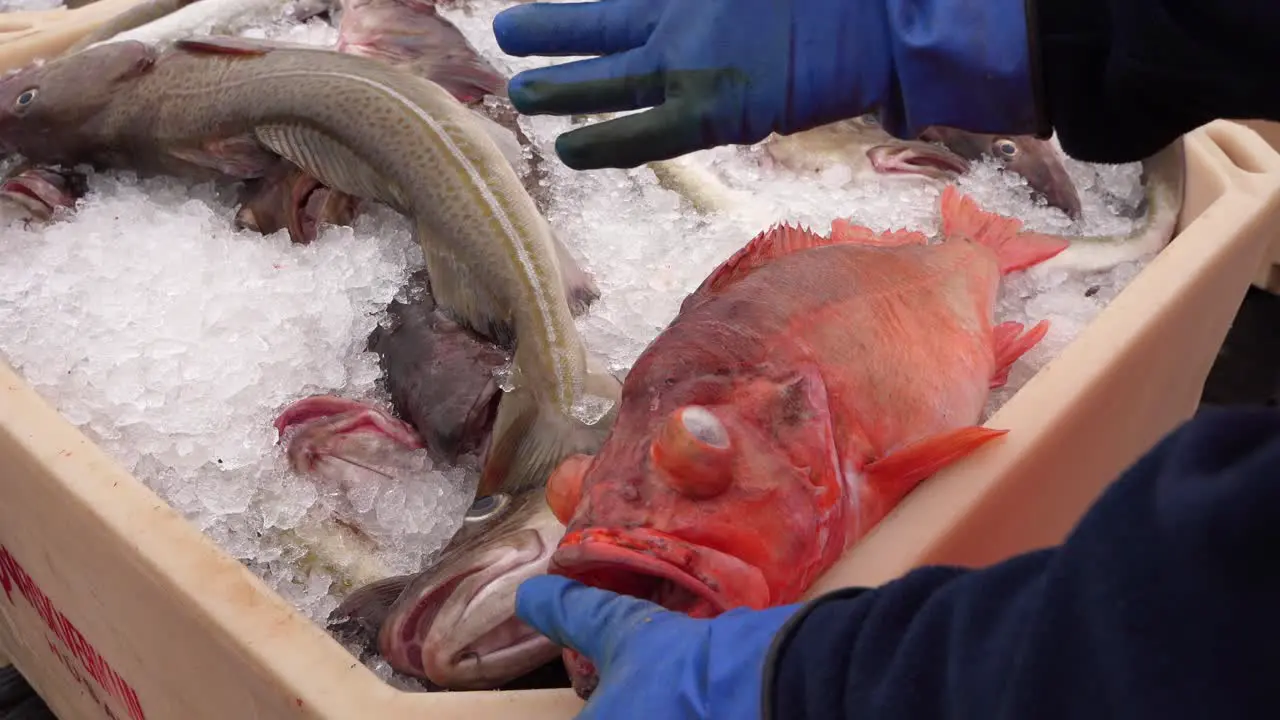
[1033, 0, 1280, 163]
[760, 405, 1280, 720]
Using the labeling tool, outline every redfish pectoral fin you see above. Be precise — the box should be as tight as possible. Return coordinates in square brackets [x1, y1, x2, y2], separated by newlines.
[863, 426, 1010, 499]
[991, 320, 1051, 388]
[938, 185, 1070, 274]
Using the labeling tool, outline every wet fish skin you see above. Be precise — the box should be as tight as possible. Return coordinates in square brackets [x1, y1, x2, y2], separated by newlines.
[919, 125, 1084, 219]
[0, 38, 619, 497]
[240, 0, 522, 245]
[540, 187, 1072, 697]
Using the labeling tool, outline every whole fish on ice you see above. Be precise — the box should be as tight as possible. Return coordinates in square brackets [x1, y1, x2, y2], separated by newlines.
[760, 115, 1083, 218]
[0, 37, 621, 498]
[540, 186, 1071, 697]
[275, 268, 568, 689]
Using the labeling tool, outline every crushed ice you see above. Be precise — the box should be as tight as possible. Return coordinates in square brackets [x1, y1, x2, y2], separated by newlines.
[0, 0, 1155, 674]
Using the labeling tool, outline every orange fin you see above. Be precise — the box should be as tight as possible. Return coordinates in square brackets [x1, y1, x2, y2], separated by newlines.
[864, 426, 1009, 496]
[938, 185, 1070, 274]
[691, 223, 833, 297]
[175, 37, 275, 56]
[830, 220, 928, 247]
[991, 320, 1050, 388]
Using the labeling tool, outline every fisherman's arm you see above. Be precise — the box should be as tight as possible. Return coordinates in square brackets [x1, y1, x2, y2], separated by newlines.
[516, 406, 1280, 719]
[763, 405, 1280, 719]
[491, 0, 1280, 169]
[1036, 0, 1280, 163]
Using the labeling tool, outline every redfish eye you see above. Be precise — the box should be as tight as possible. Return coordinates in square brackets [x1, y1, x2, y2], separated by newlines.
[652, 405, 734, 499]
[547, 453, 592, 525]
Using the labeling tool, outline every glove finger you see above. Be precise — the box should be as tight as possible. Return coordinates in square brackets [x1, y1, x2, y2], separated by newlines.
[507, 49, 663, 116]
[554, 99, 710, 169]
[515, 575, 669, 664]
[493, 0, 661, 57]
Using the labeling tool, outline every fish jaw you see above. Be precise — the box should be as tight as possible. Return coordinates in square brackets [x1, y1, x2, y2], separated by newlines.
[274, 395, 426, 487]
[0, 166, 87, 222]
[549, 527, 770, 617]
[377, 500, 565, 689]
[866, 141, 969, 181]
[547, 526, 771, 695]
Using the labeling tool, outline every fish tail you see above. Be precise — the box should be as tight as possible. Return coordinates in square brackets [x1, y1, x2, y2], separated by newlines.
[478, 360, 621, 497]
[938, 185, 1070, 274]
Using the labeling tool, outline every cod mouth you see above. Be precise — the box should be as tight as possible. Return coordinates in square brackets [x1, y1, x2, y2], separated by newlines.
[548, 527, 771, 698]
[378, 527, 559, 690]
[867, 142, 970, 181]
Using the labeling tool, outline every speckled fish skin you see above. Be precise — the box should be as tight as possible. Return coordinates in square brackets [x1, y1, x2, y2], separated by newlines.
[0, 37, 618, 495]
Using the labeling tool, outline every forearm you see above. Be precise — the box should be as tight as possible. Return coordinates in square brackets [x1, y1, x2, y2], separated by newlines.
[1035, 0, 1280, 162]
[760, 406, 1280, 720]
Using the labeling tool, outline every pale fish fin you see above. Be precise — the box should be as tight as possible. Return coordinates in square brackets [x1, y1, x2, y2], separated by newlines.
[550, 233, 600, 317]
[478, 365, 621, 497]
[255, 123, 404, 210]
[167, 134, 280, 178]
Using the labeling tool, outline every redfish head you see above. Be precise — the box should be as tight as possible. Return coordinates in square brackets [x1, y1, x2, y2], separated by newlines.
[0, 41, 158, 164]
[545, 363, 847, 624]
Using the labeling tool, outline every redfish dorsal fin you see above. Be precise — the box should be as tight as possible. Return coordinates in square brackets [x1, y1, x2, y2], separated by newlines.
[691, 223, 833, 297]
[938, 185, 1070, 274]
[830, 220, 928, 247]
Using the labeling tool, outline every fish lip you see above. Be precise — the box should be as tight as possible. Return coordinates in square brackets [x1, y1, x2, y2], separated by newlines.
[548, 527, 771, 616]
[866, 143, 969, 180]
[548, 527, 771, 696]
[378, 525, 561, 688]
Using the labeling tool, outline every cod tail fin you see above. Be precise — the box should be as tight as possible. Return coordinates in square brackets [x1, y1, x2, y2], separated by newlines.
[478, 361, 621, 497]
[938, 185, 1070, 274]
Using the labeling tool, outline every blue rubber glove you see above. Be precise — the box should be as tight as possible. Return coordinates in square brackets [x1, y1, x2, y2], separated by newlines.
[491, 0, 1046, 170]
[516, 575, 802, 719]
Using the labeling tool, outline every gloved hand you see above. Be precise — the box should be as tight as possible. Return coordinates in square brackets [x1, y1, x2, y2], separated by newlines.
[491, 0, 1046, 170]
[515, 574, 802, 719]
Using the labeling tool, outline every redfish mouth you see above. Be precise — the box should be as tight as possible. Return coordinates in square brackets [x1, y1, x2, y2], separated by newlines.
[548, 527, 771, 697]
[867, 143, 970, 180]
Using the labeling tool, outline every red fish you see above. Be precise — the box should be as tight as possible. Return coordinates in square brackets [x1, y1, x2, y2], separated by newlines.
[541, 186, 1071, 696]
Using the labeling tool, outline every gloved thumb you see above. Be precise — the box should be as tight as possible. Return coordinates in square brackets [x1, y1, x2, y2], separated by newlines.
[516, 575, 672, 664]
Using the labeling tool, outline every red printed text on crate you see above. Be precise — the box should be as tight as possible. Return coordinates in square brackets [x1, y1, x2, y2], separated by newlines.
[0, 544, 146, 720]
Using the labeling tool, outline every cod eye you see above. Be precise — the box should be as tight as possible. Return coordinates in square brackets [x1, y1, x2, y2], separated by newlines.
[993, 138, 1019, 158]
[14, 88, 36, 108]
[464, 493, 509, 523]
